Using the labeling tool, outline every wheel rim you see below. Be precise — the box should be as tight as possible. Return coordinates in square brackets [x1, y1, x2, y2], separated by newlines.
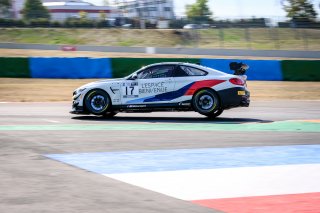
[90, 95, 107, 111]
[198, 94, 215, 110]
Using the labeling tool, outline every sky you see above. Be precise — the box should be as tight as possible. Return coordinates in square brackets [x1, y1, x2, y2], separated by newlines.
[88, 0, 320, 20]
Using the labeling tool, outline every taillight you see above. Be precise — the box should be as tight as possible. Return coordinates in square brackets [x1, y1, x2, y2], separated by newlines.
[229, 78, 245, 86]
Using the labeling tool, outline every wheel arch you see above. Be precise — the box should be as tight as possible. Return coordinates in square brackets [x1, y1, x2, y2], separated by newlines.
[191, 87, 222, 108]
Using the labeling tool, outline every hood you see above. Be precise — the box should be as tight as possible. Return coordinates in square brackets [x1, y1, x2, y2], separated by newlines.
[79, 78, 124, 89]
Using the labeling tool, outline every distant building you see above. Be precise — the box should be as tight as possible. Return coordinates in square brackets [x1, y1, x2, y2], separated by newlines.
[43, 0, 118, 21]
[11, 0, 24, 19]
[112, 0, 174, 22]
[11, 0, 118, 21]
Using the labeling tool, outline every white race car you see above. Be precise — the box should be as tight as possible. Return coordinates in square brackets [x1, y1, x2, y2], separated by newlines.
[71, 62, 250, 118]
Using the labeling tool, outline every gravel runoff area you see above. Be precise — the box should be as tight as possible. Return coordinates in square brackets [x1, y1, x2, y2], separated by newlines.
[0, 78, 319, 102]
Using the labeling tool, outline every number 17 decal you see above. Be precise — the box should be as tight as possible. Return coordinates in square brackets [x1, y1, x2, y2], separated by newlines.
[122, 82, 139, 98]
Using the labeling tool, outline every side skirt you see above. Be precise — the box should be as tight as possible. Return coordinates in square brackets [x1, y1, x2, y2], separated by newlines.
[112, 102, 193, 113]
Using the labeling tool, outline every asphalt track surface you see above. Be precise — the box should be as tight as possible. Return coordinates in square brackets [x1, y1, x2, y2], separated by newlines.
[0, 100, 320, 213]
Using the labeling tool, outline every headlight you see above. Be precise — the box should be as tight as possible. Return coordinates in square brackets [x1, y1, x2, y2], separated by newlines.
[75, 88, 86, 95]
[73, 88, 86, 97]
[78, 88, 87, 93]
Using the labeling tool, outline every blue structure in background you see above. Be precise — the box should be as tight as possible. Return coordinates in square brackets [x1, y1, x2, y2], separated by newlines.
[30, 57, 112, 78]
[29, 57, 283, 80]
[201, 59, 283, 81]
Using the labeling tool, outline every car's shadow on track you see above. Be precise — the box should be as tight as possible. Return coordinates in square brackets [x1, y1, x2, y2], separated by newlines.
[71, 116, 273, 124]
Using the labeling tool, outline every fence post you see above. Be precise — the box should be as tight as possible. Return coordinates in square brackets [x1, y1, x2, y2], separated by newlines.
[219, 28, 224, 49]
[245, 28, 252, 49]
[270, 28, 280, 50]
[302, 29, 309, 50]
[195, 29, 199, 48]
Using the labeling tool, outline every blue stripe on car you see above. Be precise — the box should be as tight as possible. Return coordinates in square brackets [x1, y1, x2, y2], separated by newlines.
[143, 82, 194, 102]
[125, 82, 194, 104]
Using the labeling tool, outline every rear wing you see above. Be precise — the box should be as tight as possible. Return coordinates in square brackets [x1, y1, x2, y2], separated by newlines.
[229, 62, 249, 75]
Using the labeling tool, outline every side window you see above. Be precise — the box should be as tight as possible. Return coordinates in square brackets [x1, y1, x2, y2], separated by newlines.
[173, 66, 189, 77]
[137, 65, 174, 79]
[179, 66, 207, 76]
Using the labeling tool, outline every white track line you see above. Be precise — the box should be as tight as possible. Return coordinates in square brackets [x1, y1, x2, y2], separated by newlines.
[105, 164, 320, 200]
[42, 119, 61, 123]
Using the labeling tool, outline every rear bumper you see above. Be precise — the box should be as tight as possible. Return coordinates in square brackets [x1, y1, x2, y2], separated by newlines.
[218, 87, 250, 109]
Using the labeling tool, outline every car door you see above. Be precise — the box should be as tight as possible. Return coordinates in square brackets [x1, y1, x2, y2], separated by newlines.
[121, 65, 175, 105]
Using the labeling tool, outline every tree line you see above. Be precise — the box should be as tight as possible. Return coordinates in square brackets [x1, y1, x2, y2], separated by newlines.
[185, 0, 318, 24]
[0, 0, 319, 28]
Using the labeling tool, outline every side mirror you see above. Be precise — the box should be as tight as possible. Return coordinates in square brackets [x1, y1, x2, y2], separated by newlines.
[131, 73, 138, 80]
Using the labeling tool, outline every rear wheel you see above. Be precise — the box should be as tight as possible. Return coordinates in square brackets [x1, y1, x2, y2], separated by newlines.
[208, 108, 224, 119]
[84, 90, 111, 115]
[192, 89, 223, 118]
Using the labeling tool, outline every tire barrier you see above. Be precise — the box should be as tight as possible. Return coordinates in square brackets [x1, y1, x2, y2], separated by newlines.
[30, 57, 112, 79]
[0, 57, 319, 81]
[281, 60, 320, 81]
[0, 57, 30, 78]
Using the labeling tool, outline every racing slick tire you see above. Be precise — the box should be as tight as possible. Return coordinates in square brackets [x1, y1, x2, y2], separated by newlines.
[192, 89, 223, 118]
[207, 108, 224, 119]
[84, 89, 111, 115]
[102, 111, 118, 118]
[214, 108, 224, 117]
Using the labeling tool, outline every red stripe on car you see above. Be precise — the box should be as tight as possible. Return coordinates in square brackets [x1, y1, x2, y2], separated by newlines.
[184, 80, 226, 96]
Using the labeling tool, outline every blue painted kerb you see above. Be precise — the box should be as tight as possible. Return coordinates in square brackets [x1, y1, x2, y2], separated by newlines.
[46, 145, 320, 174]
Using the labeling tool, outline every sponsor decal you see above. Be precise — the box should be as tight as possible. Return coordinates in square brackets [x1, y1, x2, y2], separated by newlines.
[139, 82, 168, 94]
[110, 87, 119, 94]
[179, 102, 191, 106]
[127, 105, 147, 108]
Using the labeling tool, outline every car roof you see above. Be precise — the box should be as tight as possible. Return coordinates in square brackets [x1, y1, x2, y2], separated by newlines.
[128, 62, 230, 78]
[133, 62, 228, 76]
[144, 62, 198, 67]
[145, 62, 220, 71]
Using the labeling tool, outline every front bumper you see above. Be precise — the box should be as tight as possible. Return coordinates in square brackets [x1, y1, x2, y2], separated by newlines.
[70, 101, 88, 114]
[218, 87, 250, 109]
[70, 89, 90, 115]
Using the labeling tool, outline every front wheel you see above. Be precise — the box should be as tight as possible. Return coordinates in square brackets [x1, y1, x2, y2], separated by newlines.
[192, 89, 223, 118]
[102, 111, 118, 118]
[84, 90, 111, 115]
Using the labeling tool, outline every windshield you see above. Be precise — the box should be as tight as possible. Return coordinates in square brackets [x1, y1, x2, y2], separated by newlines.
[125, 66, 146, 80]
[126, 72, 139, 80]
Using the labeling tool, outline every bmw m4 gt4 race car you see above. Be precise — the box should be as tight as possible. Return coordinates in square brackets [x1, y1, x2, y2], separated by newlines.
[70, 62, 250, 118]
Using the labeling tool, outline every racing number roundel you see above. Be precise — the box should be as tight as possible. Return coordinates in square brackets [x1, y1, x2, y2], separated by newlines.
[122, 82, 139, 98]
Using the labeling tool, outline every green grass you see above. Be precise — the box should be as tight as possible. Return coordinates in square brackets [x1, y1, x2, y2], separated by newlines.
[0, 28, 319, 50]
